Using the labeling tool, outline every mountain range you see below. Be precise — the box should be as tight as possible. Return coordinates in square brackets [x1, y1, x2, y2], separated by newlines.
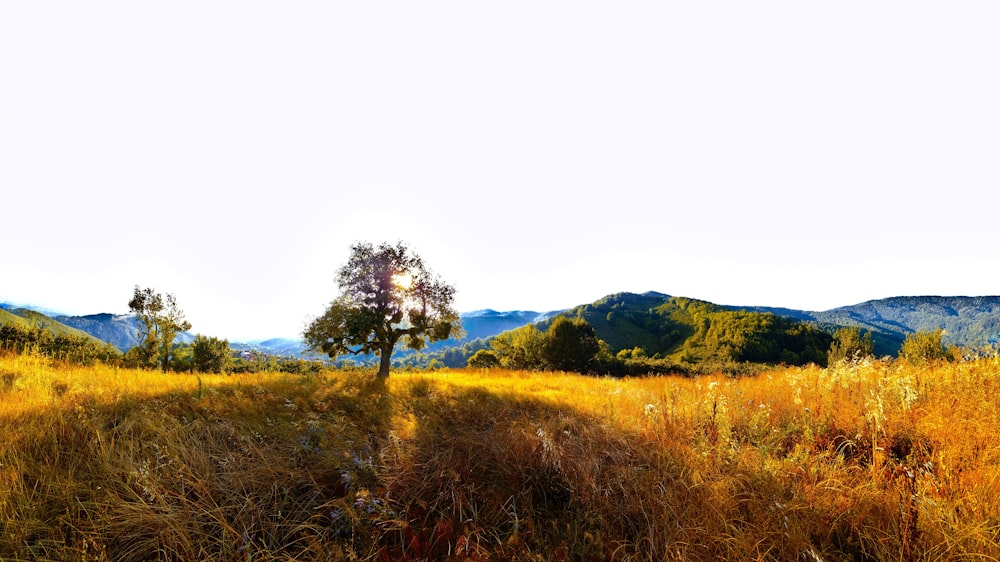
[4, 294, 1000, 361]
[731, 295, 1000, 356]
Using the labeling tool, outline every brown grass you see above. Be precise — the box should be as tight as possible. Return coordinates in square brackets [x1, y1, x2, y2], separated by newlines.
[2, 352, 1000, 560]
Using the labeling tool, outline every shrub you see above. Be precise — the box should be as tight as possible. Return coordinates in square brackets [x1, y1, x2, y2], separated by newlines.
[467, 349, 500, 368]
[192, 335, 232, 373]
[898, 328, 952, 364]
[829, 326, 875, 364]
[542, 316, 601, 372]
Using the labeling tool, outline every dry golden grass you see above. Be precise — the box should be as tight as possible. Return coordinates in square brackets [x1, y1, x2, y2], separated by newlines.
[2, 351, 1000, 560]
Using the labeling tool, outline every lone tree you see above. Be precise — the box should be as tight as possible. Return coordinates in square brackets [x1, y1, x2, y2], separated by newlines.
[542, 316, 601, 373]
[192, 334, 232, 373]
[127, 286, 191, 371]
[467, 349, 501, 369]
[304, 241, 462, 378]
[828, 326, 875, 364]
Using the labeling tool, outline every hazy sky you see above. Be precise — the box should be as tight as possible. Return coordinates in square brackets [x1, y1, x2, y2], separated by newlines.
[3, 2, 999, 341]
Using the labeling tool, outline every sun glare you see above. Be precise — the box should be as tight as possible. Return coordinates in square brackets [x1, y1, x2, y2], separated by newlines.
[393, 273, 413, 290]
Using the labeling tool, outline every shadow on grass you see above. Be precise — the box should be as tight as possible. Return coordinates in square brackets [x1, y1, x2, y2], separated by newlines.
[374, 379, 880, 562]
[0, 365, 917, 561]
[0, 368, 399, 561]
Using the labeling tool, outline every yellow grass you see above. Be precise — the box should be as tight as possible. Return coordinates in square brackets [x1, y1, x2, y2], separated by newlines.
[2, 351, 1000, 560]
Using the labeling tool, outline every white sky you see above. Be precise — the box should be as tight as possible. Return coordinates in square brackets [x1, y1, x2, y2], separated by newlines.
[2, 2, 999, 341]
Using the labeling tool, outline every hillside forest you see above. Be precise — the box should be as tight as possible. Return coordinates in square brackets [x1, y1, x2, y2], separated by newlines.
[1, 291, 992, 376]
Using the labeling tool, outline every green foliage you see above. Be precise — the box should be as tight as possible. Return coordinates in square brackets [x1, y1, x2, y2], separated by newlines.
[828, 326, 875, 364]
[0, 308, 111, 345]
[0, 323, 120, 364]
[565, 294, 824, 364]
[477, 293, 834, 376]
[168, 342, 194, 371]
[303, 241, 462, 378]
[898, 328, 953, 364]
[616, 347, 647, 361]
[490, 324, 547, 370]
[396, 337, 491, 369]
[549, 293, 832, 371]
[467, 349, 500, 368]
[561, 292, 698, 353]
[542, 316, 601, 372]
[128, 286, 192, 371]
[192, 334, 232, 373]
[693, 311, 831, 365]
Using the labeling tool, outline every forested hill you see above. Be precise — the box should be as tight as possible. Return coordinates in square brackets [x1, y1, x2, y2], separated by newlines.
[0, 307, 107, 344]
[733, 296, 1000, 356]
[546, 292, 832, 366]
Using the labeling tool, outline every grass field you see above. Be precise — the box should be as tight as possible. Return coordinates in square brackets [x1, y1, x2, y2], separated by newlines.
[2, 352, 1000, 561]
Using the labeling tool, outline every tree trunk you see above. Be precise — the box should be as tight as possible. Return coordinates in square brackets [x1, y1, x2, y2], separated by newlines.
[160, 338, 169, 372]
[377, 344, 393, 378]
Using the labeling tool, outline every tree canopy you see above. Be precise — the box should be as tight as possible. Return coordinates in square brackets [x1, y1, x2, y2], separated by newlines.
[192, 334, 232, 373]
[467, 349, 501, 369]
[898, 328, 953, 365]
[489, 324, 547, 370]
[542, 316, 601, 372]
[126, 286, 191, 370]
[303, 241, 462, 378]
[828, 326, 875, 364]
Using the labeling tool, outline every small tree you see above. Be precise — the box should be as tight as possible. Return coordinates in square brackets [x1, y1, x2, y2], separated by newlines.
[128, 286, 191, 371]
[898, 328, 952, 364]
[490, 324, 547, 370]
[828, 326, 875, 364]
[467, 349, 501, 369]
[542, 316, 601, 373]
[192, 334, 232, 373]
[304, 241, 462, 378]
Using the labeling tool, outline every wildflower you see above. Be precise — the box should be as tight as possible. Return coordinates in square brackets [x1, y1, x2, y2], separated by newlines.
[644, 403, 660, 418]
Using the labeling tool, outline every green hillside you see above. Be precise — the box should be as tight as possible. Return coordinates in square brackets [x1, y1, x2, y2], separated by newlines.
[0, 308, 33, 331]
[0, 307, 121, 363]
[545, 292, 832, 367]
[0, 308, 109, 344]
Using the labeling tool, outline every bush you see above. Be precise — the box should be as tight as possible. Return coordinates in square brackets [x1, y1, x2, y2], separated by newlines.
[467, 349, 500, 368]
[829, 326, 875, 364]
[898, 328, 953, 364]
[491, 325, 547, 370]
[542, 316, 601, 372]
[192, 335, 232, 373]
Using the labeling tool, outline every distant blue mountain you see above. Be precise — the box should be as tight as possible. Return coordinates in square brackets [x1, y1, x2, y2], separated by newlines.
[459, 309, 561, 341]
[53, 313, 195, 352]
[724, 295, 1000, 356]
[0, 301, 67, 318]
[53, 313, 143, 351]
[232, 309, 566, 360]
[234, 338, 313, 358]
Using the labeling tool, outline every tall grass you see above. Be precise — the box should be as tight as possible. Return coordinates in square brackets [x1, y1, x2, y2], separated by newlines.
[2, 351, 1000, 560]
